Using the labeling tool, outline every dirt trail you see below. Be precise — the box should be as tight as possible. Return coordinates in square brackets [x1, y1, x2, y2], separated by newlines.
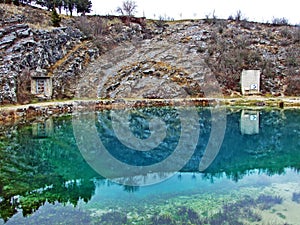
[1, 96, 300, 112]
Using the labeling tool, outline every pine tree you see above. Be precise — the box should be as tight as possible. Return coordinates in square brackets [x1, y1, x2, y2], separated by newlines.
[51, 8, 61, 27]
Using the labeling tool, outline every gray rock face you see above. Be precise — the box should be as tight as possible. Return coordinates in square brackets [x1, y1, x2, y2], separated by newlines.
[0, 34, 16, 48]
[0, 15, 99, 104]
[1, 12, 299, 104]
[76, 19, 300, 99]
[76, 33, 219, 100]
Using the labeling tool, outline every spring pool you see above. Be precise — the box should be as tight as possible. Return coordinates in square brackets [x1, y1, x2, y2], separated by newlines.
[0, 107, 299, 224]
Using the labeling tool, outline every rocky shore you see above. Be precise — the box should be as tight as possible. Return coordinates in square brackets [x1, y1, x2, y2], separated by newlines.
[1, 97, 300, 125]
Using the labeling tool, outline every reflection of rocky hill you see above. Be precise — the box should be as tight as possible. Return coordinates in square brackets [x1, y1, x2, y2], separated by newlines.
[1, 4, 300, 105]
[96, 108, 300, 175]
[195, 109, 300, 180]
[0, 108, 300, 221]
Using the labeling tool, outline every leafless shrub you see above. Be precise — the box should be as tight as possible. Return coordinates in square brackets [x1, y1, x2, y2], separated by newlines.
[204, 10, 218, 24]
[292, 26, 300, 43]
[280, 27, 293, 39]
[228, 15, 234, 20]
[75, 16, 109, 53]
[93, 17, 107, 36]
[285, 75, 300, 96]
[234, 10, 243, 21]
[76, 16, 108, 38]
[116, 0, 137, 16]
[75, 16, 93, 37]
[205, 45, 264, 93]
[261, 59, 275, 78]
[285, 48, 299, 67]
[211, 10, 217, 22]
[210, 30, 218, 41]
[154, 15, 167, 27]
[216, 20, 227, 34]
[272, 17, 289, 25]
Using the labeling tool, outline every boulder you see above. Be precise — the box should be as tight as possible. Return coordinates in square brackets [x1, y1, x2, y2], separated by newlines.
[0, 34, 16, 47]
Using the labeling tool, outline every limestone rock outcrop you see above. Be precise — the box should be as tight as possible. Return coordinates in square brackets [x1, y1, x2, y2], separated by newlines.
[0, 14, 99, 104]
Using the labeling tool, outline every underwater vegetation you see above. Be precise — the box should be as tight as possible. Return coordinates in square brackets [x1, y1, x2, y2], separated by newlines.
[150, 206, 203, 225]
[207, 194, 283, 225]
[177, 206, 202, 224]
[147, 194, 284, 225]
[151, 213, 177, 225]
[292, 192, 300, 204]
[99, 211, 128, 225]
[6, 203, 92, 225]
[256, 194, 283, 210]
[205, 196, 261, 225]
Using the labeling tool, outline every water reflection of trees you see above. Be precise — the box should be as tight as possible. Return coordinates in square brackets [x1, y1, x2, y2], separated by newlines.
[0, 117, 98, 222]
[0, 109, 299, 221]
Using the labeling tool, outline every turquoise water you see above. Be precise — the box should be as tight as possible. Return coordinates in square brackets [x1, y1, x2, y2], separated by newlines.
[0, 107, 300, 224]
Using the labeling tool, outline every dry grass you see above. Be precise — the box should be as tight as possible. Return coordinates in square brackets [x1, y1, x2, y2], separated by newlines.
[48, 41, 89, 75]
[1, 3, 23, 15]
[27, 23, 54, 31]
[1, 3, 73, 30]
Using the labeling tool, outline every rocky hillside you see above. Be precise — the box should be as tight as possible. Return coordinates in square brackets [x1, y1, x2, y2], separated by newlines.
[78, 18, 300, 100]
[0, 3, 299, 105]
[0, 4, 101, 104]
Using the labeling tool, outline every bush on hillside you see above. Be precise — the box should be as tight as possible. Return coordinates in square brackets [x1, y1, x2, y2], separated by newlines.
[51, 8, 61, 27]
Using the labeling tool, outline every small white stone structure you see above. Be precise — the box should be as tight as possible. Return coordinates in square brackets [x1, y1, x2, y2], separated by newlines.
[31, 76, 52, 98]
[241, 70, 260, 95]
[240, 110, 259, 135]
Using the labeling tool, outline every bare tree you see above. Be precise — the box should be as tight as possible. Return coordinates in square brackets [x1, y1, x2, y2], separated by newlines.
[235, 10, 245, 21]
[116, 0, 137, 16]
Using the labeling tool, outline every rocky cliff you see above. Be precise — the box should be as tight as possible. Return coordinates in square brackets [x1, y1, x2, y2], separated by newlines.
[77, 18, 300, 100]
[0, 3, 299, 105]
[0, 4, 101, 104]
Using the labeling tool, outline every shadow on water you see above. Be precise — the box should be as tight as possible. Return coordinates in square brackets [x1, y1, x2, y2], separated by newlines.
[0, 107, 299, 224]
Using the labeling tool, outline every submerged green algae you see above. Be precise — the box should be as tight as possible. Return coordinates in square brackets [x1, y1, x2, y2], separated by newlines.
[76, 177, 299, 225]
[86, 190, 289, 225]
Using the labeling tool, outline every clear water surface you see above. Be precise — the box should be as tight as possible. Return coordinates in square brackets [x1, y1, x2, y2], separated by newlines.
[0, 107, 299, 225]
